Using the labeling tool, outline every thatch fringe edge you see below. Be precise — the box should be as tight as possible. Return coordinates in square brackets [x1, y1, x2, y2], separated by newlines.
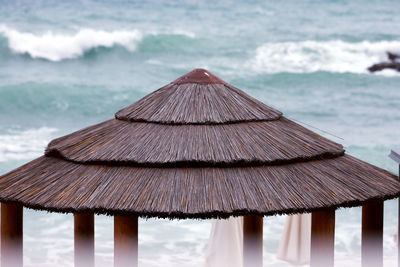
[44, 151, 346, 168]
[114, 116, 282, 125]
[1, 192, 398, 220]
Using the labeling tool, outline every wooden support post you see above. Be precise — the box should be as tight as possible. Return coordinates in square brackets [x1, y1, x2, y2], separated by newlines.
[74, 213, 95, 267]
[389, 150, 400, 267]
[310, 209, 335, 267]
[397, 165, 400, 267]
[243, 215, 263, 267]
[114, 215, 138, 267]
[362, 200, 384, 267]
[1, 203, 23, 267]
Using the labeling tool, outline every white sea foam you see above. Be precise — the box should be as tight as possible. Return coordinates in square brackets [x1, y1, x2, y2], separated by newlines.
[0, 127, 57, 162]
[250, 40, 400, 74]
[0, 25, 142, 61]
[153, 29, 196, 38]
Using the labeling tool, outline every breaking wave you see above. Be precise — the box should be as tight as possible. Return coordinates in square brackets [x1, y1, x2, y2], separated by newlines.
[250, 40, 400, 74]
[0, 127, 57, 162]
[0, 25, 196, 61]
[0, 25, 142, 61]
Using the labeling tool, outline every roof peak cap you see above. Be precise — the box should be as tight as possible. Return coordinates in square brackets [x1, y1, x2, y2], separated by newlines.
[172, 68, 226, 85]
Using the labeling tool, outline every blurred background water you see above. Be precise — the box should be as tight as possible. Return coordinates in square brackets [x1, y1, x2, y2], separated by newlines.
[0, 0, 399, 266]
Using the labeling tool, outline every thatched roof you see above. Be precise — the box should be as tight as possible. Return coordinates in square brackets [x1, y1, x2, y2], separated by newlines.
[0, 69, 398, 219]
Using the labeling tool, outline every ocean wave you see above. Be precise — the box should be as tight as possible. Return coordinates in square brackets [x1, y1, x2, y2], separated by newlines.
[0, 25, 142, 61]
[0, 127, 57, 162]
[0, 25, 197, 61]
[250, 40, 400, 74]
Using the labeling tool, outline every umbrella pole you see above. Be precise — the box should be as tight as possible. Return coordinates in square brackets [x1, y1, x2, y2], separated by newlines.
[243, 215, 263, 267]
[310, 210, 335, 267]
[361, 201, 383, 267]
[114, 215, 138, 267]
[74, 213, 95, 267]
[1, 203, 23, 267]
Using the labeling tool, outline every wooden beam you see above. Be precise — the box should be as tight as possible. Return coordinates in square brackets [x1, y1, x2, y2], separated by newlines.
[1, 203, 23, 267]
[243, 215, 263, 267]
[114, 215, 138, 267]
[362, 201, 383, 267]
[310, 209, 335, 267]
[74, 213, 95, 267]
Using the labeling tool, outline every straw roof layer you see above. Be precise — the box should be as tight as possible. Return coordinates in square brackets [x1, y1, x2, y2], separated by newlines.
[115, 70, 282, 124]
[0, 69, 398, 219]
[45, 118, 344, 166]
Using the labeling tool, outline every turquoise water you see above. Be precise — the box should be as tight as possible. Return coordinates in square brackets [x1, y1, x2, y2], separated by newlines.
[0, 0, 399, 266]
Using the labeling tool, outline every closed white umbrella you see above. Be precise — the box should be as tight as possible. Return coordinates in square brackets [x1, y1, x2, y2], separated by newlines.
[205, 214, 311, 266]
[204, 217, 243, 267]
[277, 214, 311, 265]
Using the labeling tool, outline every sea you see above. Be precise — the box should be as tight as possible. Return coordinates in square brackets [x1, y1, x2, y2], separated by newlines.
[0, 0, 399, 266]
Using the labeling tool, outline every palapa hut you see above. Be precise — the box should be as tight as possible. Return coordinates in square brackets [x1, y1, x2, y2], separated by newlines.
[0, 69, 399, 267]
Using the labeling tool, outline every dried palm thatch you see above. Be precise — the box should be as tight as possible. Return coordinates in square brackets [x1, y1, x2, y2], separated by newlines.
[115, 70, 282, 124]
[0, 68, 398, 219]
[45, 118, 344, 166]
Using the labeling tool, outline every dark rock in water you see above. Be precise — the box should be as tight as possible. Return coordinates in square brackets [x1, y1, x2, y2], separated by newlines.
[368, 51, 400, 72]
[387, 51, 400, 62]
[368, 62, 400, 72]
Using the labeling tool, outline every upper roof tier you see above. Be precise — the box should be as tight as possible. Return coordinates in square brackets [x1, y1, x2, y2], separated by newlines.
[115, 69, 282, 124]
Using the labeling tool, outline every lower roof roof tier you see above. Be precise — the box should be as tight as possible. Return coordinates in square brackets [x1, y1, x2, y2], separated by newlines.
[0, 154, 398, 219]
